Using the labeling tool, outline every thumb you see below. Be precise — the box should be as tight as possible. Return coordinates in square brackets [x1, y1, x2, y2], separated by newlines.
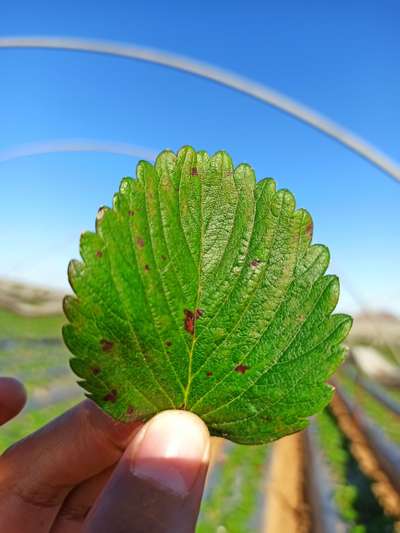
[84, 410, 210, 533]
[0, 377, 26, 426]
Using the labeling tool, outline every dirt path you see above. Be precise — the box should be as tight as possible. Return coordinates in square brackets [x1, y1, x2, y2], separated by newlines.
[263, 432, 309, 533]
[331, 393, 400, 526]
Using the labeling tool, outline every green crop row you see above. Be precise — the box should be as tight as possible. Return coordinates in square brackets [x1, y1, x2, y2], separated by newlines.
[315, 408, 394, 532]
[197, 442, 269, 533]
[343, 362, 400, 414]
[0, 309, 80, 451]
[382, 384, 400, 405]
[0, 308, 65, 339]
[1, 340, 72, 392]
[337, 373, 400, 446]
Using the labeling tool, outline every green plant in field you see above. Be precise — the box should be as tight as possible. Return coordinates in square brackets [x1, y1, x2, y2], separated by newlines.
[197, 443, 268, 532]
[0, 308, 64, 339]
[316, 409, 394, 531]
[338, 373, 400, 445]
[63, 146, 352, 444]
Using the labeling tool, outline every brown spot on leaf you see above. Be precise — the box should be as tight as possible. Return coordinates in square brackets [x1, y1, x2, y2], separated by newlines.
[306, 221, 313, 238]
[91, 366, 101, 375]
[206, 371, 213, 377]
[144, 264, 150, 271]
[184, 309, 195, 335]
[96, 250, 103, 258]
[235, 364, 250, 375]
[165, 340, 172, 347]
[103, 389, 118, 403]
[161, 255, 167, 261]
[250, 259, 260, 268]
[128, 210, 135, 216]
[100, 339, 114, 352]
[127, 405, 134, 415]
[184, 308, 204, 335]
[137, 237, 145, 248]
[191, 167, 198, 176]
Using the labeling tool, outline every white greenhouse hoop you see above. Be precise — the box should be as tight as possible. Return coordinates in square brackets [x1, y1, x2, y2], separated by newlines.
[0, 139, 157, 163]
[0, 36, 399, 183]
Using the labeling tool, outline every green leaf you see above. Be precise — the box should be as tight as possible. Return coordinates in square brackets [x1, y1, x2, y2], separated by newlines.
[63, 146, 352, 444]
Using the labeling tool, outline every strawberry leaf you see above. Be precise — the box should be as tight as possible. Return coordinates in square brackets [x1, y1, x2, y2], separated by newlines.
[63, 146, 352, 444]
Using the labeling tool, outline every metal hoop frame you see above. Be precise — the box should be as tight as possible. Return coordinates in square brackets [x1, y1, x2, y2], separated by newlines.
[0, 36, 399, 183]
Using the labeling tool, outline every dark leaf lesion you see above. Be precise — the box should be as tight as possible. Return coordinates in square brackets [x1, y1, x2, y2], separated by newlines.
[235, 364, 250, 375]
[103, 389, 118, 403]
[184, 308, 204, 335]
[100, 339, 114, 352]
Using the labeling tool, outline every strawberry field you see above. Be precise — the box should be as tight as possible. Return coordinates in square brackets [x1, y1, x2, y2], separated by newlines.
[1, 4, 399, 531]
[1, 306, 399, 532]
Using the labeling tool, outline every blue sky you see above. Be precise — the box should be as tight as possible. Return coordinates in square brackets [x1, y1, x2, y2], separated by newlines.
[1, 0, 399, 315]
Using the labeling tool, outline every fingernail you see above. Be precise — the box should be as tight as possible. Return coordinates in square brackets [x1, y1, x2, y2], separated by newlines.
[130, 410, 209, 497]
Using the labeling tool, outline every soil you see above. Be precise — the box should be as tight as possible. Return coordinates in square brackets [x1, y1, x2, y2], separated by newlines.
[263, 432, 310, 533]
[331, 392, 400, 527]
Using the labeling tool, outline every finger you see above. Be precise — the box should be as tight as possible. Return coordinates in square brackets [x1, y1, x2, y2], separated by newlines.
[0, 399, 142, 533]
[51, 467, 114, 533]
[84, 410, 210, 533]
[0, 377, 26, 425]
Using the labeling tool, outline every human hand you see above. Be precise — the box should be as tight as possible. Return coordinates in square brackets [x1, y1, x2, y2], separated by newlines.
[0, 377, 210, 533]
[0, 376, 26, 425]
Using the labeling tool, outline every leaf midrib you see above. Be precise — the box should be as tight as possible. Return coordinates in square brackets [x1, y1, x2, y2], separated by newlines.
[183, 155, 204, 408]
